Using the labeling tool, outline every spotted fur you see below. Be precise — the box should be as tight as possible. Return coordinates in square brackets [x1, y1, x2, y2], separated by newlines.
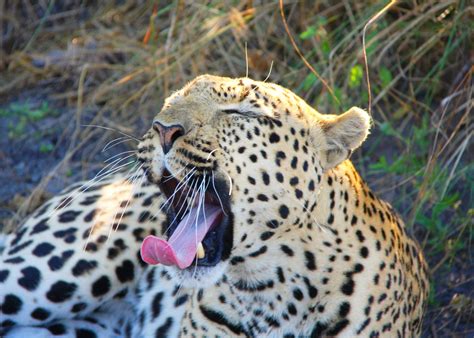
[1, 75, 428, 337]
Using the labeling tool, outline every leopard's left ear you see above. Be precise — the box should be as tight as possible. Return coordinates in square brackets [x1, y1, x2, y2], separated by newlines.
[319, 107, 371, 170]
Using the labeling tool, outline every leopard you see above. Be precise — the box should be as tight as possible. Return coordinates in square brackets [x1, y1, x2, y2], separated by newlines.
[0, 74, 429, 337]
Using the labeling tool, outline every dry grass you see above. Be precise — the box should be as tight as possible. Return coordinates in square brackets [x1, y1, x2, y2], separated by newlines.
[1, 0, 472, 336]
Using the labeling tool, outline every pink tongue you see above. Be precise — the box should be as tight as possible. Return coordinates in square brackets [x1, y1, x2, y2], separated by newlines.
[140, 204, 222, 269]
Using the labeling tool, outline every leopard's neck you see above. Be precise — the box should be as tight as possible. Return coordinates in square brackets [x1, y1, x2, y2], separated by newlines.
[313, 160, 370, 231]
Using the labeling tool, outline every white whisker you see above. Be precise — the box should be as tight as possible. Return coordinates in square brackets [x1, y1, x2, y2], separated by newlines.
[287, 191, 329, 233]
[161, 168, 197, 212]
[160, 170, 198, 236]
[83, 162, 142, 250]
[48, 157, 136, 218]
[212, 170, 228, 216]
[166, 169, 197, 212]
[102, 136, 133, 153]
[206, 149, 219, 161]
[168, 178, 197, 230]
[191, 176, 207, 281]
[105, 163, 144, 242]
[149, 167, 197, 224]
[245, 41, 249, 78]
[113, 168, 146, 233]
[81, 124, 140, 142]
[223, 171, 233, 196]
[160, 179, 196, 233]
[169, 178, 200, 244]
[263, 60, 274, 82]
[161, 165, 188, 182]
[104, 150, 136, 163]
[166, 171, 197, 221]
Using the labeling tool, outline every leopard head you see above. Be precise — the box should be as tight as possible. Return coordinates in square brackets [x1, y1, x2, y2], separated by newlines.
[137, 75, 370, 287]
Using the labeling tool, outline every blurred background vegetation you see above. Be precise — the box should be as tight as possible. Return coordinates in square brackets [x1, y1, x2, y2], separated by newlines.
[0, 1, 472, 336]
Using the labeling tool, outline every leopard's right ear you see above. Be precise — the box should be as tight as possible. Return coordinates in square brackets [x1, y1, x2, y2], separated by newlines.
[319, 107, 371, 170]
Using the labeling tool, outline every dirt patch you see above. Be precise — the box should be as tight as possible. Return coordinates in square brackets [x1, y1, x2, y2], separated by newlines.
[0, 86, 135, 232]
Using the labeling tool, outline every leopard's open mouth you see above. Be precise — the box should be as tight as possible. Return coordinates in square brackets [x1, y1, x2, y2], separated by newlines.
[141, 169, 233, 269]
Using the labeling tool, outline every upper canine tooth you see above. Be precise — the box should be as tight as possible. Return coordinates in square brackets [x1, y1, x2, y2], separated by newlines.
[197, 242, 205, 259]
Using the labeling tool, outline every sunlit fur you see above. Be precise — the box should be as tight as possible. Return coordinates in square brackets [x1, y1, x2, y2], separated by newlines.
[136, 75, 428, 336]
[1, 75, 428, 337]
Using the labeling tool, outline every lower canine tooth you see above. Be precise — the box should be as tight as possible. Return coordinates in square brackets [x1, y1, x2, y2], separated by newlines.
[197, 242, 205, 259]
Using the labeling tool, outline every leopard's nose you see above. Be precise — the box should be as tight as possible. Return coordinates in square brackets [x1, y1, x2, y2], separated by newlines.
[152, 121, 185, 154]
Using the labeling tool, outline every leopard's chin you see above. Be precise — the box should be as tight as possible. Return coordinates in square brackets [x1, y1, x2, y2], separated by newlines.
[165, 262, 229, 289]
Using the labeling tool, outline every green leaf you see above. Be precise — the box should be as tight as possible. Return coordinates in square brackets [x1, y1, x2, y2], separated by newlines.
[39, 142, 54, 153]
[365, 29, 380, 57]
[379, 122, 396, 136]
[327, 87, 342, 106]
[316, 17, 328, 26]
[27, 109, 46, 121]
[379, 67, 393, 88]
[300, 26, 317, 40]
[321, 39, 331, 57]
[433, 193, 459, 216]
[303, 73, 317, 91]
[369, 155, 388, 171]
[8, 116, 27, 138]
[427, 283, 438, 306]
[348, 64, 363, 89]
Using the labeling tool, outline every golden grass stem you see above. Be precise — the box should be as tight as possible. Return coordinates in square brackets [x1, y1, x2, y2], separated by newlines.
[279, 0, 341, 110]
